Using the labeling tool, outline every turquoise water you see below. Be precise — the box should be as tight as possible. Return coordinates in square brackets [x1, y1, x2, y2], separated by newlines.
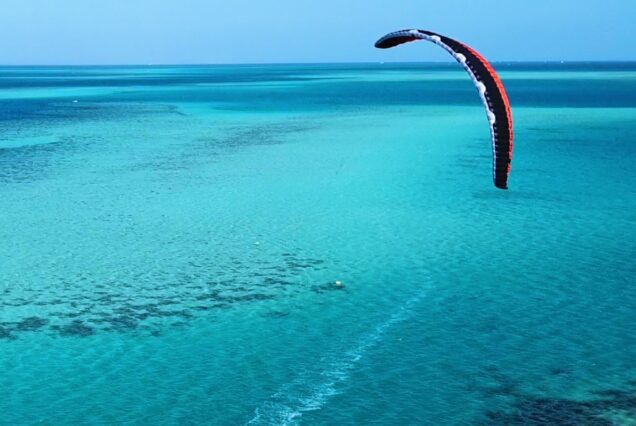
[1, 63, 635, 425]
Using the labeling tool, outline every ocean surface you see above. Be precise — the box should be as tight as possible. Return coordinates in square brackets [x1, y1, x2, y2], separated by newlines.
[1, 62, 635, 425]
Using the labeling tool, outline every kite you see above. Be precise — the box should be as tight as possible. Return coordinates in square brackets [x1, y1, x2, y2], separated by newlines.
[376, 29, 513, 189]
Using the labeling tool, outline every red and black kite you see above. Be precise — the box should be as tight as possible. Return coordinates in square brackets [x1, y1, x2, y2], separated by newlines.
[376, 29, 513, 189]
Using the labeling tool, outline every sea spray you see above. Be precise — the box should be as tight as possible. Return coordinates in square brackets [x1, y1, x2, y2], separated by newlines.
[247, 290, 428, 425]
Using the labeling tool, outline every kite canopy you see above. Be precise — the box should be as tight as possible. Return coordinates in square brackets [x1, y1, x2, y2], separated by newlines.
[375, 29, 513, 189]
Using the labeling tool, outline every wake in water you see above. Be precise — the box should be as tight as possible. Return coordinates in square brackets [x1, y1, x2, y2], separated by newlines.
[246, 290, 428, 425]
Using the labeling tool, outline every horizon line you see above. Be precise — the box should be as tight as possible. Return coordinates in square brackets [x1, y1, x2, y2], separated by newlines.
[1, 60, 636, 68]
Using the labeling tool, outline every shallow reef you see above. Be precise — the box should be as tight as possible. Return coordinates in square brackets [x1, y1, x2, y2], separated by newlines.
[484, 387, 636, 425]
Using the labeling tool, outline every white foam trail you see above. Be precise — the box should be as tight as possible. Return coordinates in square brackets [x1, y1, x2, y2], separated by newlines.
[246, 292, 426, 425]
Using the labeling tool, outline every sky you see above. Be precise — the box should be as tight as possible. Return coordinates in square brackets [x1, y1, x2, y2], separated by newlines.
[1, 0, 635, 65]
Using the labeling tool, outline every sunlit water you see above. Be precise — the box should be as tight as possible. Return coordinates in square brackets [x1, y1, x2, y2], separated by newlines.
[1, 63, 635, 425]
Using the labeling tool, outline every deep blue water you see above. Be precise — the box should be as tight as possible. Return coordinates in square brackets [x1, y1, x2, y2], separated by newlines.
[1, 63, 636, 425]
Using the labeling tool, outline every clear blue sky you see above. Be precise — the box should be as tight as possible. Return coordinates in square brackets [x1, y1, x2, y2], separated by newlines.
[1, 0, 635, 65]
